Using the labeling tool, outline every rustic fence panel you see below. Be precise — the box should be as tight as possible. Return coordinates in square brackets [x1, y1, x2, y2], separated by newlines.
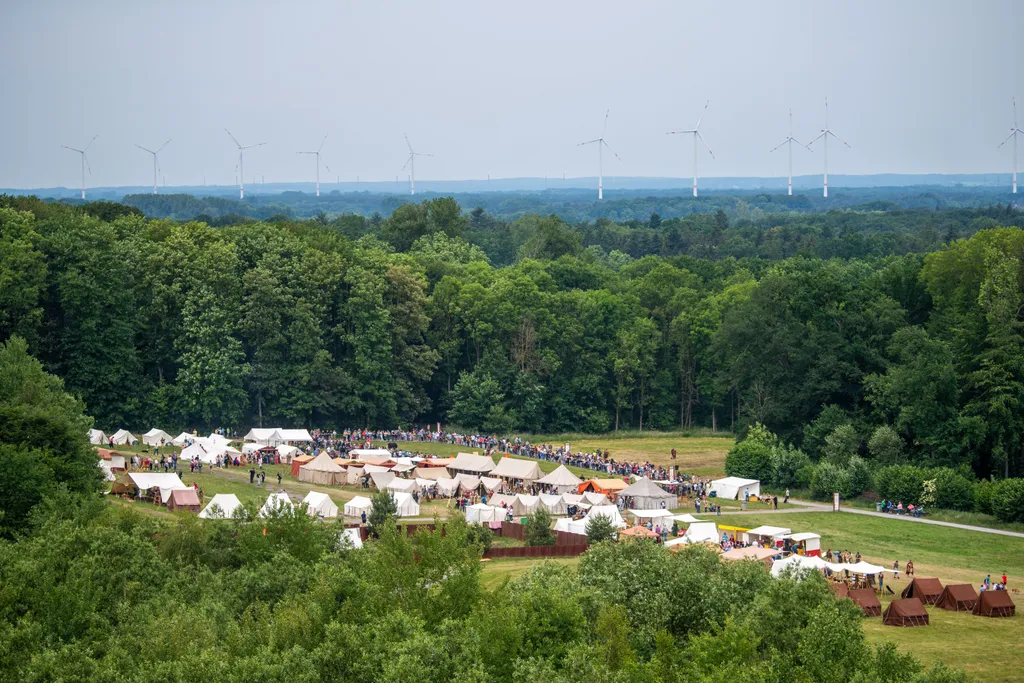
[482, 544, 589, 559]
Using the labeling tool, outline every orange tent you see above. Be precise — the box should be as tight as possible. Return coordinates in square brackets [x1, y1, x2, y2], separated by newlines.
[618, 525, 659, 540]
[290, 454, 315, 477]
[578, 479, 629, 496]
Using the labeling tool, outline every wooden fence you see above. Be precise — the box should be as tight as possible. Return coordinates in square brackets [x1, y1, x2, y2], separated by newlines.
[483, 544, 590, 559]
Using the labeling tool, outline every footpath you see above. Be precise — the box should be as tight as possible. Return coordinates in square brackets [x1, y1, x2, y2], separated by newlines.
[717, 498, 1024, 539]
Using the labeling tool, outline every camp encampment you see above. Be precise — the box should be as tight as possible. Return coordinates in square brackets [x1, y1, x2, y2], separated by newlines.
[448, 452, 495, 475]
[343, 496, 373, 518]
[539, 493, 566, 515]
[392, 492, 420, 517]
[490, 457, 543, 481]
[109, 429, 137, 446]
[302, 491, 339, 518]
[847, 588, 883, 616]
[709, 476, 760, 500]
[480, 476, 503, 492]
[123, 472, 188, 503]
[387, 478, 418, 493]
[141, 428, 172, 446]
[935, 584, 979, 612]
[770, 554, 829, 577]
[617, 477, 676, 510]
[972, 590, 1015, 617]
[465, 504, 501, 524]
[901, 578, 944, 605]
[259, 492, 294, 517]
[513, 494, 541, 515]
[166, 488, 201, 512]
[535, 465, 583, 493]
[883, 598, 930, 627]
[298, 452, 345, 486]
[199, 494, 243, 519]
[88, 428, 108, 445]
[172, 432, 197, 445]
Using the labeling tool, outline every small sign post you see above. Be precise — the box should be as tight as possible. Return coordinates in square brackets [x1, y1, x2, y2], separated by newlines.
[832, 492, 841, 512]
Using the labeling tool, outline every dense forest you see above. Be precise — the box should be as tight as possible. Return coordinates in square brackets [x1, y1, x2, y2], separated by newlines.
[3, 194, 1024, 483]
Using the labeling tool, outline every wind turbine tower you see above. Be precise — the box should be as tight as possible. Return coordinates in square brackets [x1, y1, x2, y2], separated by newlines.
[578, 110, 621, 199]
[769, 110, 806, 196]
[134, 138, 172, 195]
[298, 133, 331, 197]
[995, 96, 1019, 193]
[667, 101, 714, 197]
[225, 129, 265, 199]
[806, 98, 850, 198]
[61, 134, 98, 199]
[400, 134, 433, 195]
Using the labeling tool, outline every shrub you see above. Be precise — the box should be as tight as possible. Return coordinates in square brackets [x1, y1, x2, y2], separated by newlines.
[795, 465, 815, 489]
[810, 462, 852, 500]
[991, 478, 1024, 523]
[867, 425, 904, 464]
[846, 456, 873, 497]
[974, 479, 996, 515]
[586, 515, 617, 544]
[822, 425, 861, 467]
[770, 445, 811, 488]
[367, 490, 398, 538]
[465, 522, 493, 550]
[873, 465, 929, 504]
[803, 404, 850, 459]
[525, 508, 555, 546]
[930, 468, 975, 511]
[725, 423, 776, 482]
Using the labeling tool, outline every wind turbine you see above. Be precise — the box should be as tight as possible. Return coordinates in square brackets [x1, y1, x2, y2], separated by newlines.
[578, 110, 621, 199]
[61, 134, 97, 199]
[667, 101, 714, 197]
[298, 133, 331, 197]
[995, 96, 1019, 193]
[806, 98, 850, 198]
[400, 134, 432, 195]
[134, 138, 172, 195]
[769, 110, 807, 196]
[225, 129, 265, 199]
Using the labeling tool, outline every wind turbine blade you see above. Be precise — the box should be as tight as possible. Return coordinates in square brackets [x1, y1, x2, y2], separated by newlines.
[405, 133, 413, 153]
[318, 133, 328, 153]
[997, 130, 1017, 148]
[601, 139, 622, 161]
[790, 137, 804, 146]
[83, 134, 98, 152]
[323, 161, 331, 174]
[578, 139, 600, 146]
[695, 100, 709, 129]
[666, 129, 697, 135]
[225, 128, 242, 148]
[84, 154, 92, 175]
[826, 130, 852, 148]
[602, 109, 610, 138]
[62, 145, 79, 152]
[696, 132, 714, 158]
[399, 155, 412, 173]
[769, 139, 789, 153]
[805, 131, 827, 149]
[135, 144, 154, 154]
[420, 153, 434, 157]
[156, 138, 172, 153]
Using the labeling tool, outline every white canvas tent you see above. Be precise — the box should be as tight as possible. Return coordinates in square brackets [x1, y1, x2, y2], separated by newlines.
[770, 554, 830, 578]
[618, 477, 676, 510]
[302, 491, 339, 518]
[298, 452, 345, 486]
[172, 432, 198, 446]
[243, 428, 283, 445]
[346, 466, 365, 486]
[710, 477, 760, 500]
[278, 428, 313, 443]
[199, 493, 243, 519]
[88, 428, 108, 445]
[488, 493, 517, 510]
[393, 491, 420, 517]
[390, 462, 416, 474]
[671, 513, 700, 524]
[207, 433, 232, 445]
[341, 528, 363, 549]
[276, 444, 302, 463]
[490, 458, 544, 482]
[536, 464, 583, 493]
[414, 466, 451, 480]
[553, 517, 589, 535]
[582, 492, 608, 506]
[455, 474, 481, 491]
[673, 521, 720, 545]
[387, 478, 419, 493]
[628, 509, 676, 523]
[344, 496, 373, 518]
[586, 505, 627, 528]
[98, 460, 116, 481]
[110, 429, 137, 446]
[259, 492, 294, 517]
[349, 448, 392, 458]
[513, 494, 541, 515]
[127, 473, 188, 503]
[465, 503, 501, 524]
[449, 452, 495, 475]
[435, 478, 459, 497]
[369, 470, 396, 490]
[744, 525, 791, 546]
[480, 476, 504, 492]
[539, 493, 567, 515]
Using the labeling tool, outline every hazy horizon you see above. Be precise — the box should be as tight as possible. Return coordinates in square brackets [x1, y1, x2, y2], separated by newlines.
[2, 0, 1023, 190]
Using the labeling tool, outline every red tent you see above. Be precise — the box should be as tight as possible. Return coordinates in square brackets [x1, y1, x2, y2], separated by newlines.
[900, 578, 943, 605]
[848, 588, 883, 616]
[935, 584, 978, 612]
[972, 590, 1015, 617]
[883, 598, 929, 627]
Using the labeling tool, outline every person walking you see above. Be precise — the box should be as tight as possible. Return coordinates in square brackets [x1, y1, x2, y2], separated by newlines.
[249, 467, 255, 484]
[277, 472, 282, 486]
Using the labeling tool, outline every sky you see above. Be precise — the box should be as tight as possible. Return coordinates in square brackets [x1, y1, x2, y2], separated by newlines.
[1, 0, 1022, 189]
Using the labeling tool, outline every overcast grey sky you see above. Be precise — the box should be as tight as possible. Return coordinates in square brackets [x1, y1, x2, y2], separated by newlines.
[1, 0, 1022, 189]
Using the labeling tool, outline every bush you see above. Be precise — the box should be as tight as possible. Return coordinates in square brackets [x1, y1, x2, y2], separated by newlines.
[822, 425, 861, 467]
[846, 456, 873, 497]
[367, 490, 398, 537]
[991, 478, 1024, 523]
[795, 465, 815, 489]
[525, 508, 555, 546]
[974, 479, 996, 515]
[465, 521, 493, 550]
[867, 425, 904, 464]
[725, 423, 776, 482]
[929, 468, 975, 511]
[770, 445, 811, 488]
[873, 465, 929, 504]
[810, 462, 852, 500]
[586, 515, 617, 544]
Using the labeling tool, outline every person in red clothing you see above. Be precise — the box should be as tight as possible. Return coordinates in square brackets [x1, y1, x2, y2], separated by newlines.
[1003, 572, 1008, 587]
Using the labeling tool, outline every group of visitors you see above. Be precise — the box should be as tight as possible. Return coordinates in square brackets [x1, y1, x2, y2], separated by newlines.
[980, 573, 1009, 591]
[880, 499, 926, 517]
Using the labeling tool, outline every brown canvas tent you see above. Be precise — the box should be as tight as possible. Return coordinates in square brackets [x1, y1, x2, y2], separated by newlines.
[166, 488, 201, 513]
[900, 577, 943, 605]
[883, 598, 929, 627]
[848, 588, 883, 616]
[935, 584, 978, 612]
[831, 583, 849, 598]
[298, 452, 344, 486]
[972, 590, 1015, 617]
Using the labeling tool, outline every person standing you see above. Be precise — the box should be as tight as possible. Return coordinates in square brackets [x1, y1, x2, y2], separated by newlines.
[1002, 572, 1008, 587]
[249, 467, 255, 484]
[784, 488, 790, 503]
[985, 574, 992, 589]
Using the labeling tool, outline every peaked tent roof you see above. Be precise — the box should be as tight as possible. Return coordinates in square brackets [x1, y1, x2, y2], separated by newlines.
[301, 451, 345, 472]
[278, 428, 313, 442]
[449, 452, 495, 474]
[199, 493, 243, 519]
[343, 496, 373, 516]
[302, 491, 338, 518]
[110, 429, 137, 445]
[535, 464, 582, 487]
[490, 458, 544, 481]
[900, 578, 944, 604]
[259, 492, 294, 517]
[586, 505, 627, 528]
[847, 588, 883, 616]
[935, 584, 978, 612]
[168, 488, 201, 507]
[414, 466, 451, 480]
[620, 477, 673, 497]
[883, 598, 929, 626]
[244, 428, 283, 443]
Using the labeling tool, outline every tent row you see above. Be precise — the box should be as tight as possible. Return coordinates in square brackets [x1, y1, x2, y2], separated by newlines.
[243, 428, 314, 445]
[342, 492, 420, 518]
